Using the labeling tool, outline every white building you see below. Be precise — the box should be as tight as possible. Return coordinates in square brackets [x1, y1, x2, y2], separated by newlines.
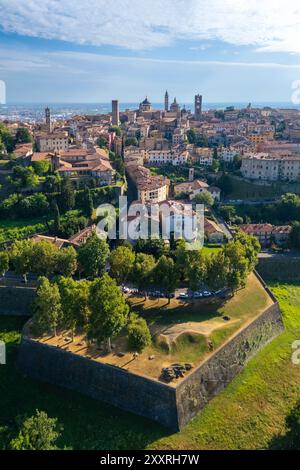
[219, 147, 239, 163]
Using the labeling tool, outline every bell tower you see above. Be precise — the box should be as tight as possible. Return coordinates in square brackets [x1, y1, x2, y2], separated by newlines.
[194, 94, 202, 120]
[164, 90, 169, 112]
[45, 107, 52, 133]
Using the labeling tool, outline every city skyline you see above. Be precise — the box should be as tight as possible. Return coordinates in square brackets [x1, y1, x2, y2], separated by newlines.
[0, 1, 300, 103]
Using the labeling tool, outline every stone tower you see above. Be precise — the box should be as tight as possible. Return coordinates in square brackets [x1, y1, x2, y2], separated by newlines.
[112, 99, 120, 126]
[164, 90, 169, 111]
[194, 94, 202, 120]
[45, 107, 52, 133]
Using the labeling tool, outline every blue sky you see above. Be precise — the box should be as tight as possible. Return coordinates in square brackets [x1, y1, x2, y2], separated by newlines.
[0, 0, 300, 103]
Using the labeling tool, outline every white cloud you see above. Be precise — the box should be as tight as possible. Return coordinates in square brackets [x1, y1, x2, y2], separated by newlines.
[2, 47, 300, 74]
[0, 0, 300, 53]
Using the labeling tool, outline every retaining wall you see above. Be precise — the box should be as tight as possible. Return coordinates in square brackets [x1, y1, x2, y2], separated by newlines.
[257, 256, 300, 281]
[0, 285, 35, 316]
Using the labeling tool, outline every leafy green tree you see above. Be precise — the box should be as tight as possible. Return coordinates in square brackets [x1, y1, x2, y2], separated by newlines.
[57, 277, 91, 338]
[223, 240, 249, 294]
[127, 314, 151, 352]
[15, 127, 33, 144]
[18, 193, 49, 218]
[82, 187, 94, 218]
[60, 176, 75, 212]
[97, 136, 109, 149]
[206, 250, 229, 290]
[88, 274, 129, 350]
[52, 201, 61, 234]
[0, 251, 9, 277]
[234, 230, 260, 272]
[187, 250, 207, 292]
[135, 238, 169, 259]
[33, 160, 50, 176]
[290, 221, 300, 249]
[55, 246, 77, 277]
[193, 191, 214, 207]
[212, 158, 220, 173]
[9, 410, 61, 450]
[219, 204, 236, 222]
[0, 123, 15, 153]
[277, 193, 300, 223]
[187, 129, 197, 144]
[109, 125, 121, 136]
[154, 255, 178, 302]
[32, 277, 62, 336]
[131, 253, 155, 298]
[77, 232, 109, 279]
[11, 239, 34, 283]
[125, 137, 138, 147]
[174, 240, 189, 280]
[7, 165, 39, 189]
[31, 241, 58, 277]
[109, 246, 135, 284]
[43, 174, 61, 193]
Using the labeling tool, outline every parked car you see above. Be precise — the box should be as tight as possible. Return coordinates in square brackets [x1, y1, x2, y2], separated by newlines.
[166, 293, 175, 299]
[193, 292, 203, 299]
[178, 292, 189, 300]
[202, 291, 212, 297]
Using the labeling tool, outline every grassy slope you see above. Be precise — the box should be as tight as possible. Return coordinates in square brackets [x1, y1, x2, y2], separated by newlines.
[0, 282, 299, 450]
[149, 282, 300, 449]
[227, 175, 300, 200]
[227, 176, 281, 200]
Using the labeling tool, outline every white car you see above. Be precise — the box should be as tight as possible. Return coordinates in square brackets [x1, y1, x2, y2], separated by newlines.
[202, 291, 212, 297]
[178, 292, 189, 300]
[193, 292, 203, 299]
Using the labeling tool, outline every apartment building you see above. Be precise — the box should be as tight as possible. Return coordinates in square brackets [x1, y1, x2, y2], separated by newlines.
[240, 224, 291, 247]
[241, 152, 300, 182]
[126, 163, 170, 203]
[146, 149, 189, 166]
[36, 132, 69, 152]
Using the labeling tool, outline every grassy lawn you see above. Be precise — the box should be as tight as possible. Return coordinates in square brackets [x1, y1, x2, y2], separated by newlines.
[201, 245, 222, 256]
[0, 282, 300, 449]
[0, 216, 48, 230]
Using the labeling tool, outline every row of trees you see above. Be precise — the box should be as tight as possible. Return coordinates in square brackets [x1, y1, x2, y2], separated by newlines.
[220, 193, 300, 226]
[9, 239, 77, 280]
[32, 273, 151, 353]
[108, 231, 260, 298]
[1, 233, 109, 281]
[2, 229, 260, 296]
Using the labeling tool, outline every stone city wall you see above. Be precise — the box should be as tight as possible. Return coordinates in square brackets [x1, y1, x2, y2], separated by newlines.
[0, 286, 35, 316]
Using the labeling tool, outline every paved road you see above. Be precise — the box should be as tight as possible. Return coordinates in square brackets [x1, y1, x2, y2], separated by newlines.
[258, 251, 300, 259]
[222, 199, 279, 206]
[211, 209, 233, 240]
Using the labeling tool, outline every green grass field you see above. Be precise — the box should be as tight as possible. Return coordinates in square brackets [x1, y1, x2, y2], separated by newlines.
[0, 282, 300, 450]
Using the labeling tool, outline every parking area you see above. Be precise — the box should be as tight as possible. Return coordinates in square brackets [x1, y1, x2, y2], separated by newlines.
[121, 285, 229, 301]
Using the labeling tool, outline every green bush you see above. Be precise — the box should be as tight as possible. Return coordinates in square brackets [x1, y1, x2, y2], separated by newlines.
[127, 315, 151, 353]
